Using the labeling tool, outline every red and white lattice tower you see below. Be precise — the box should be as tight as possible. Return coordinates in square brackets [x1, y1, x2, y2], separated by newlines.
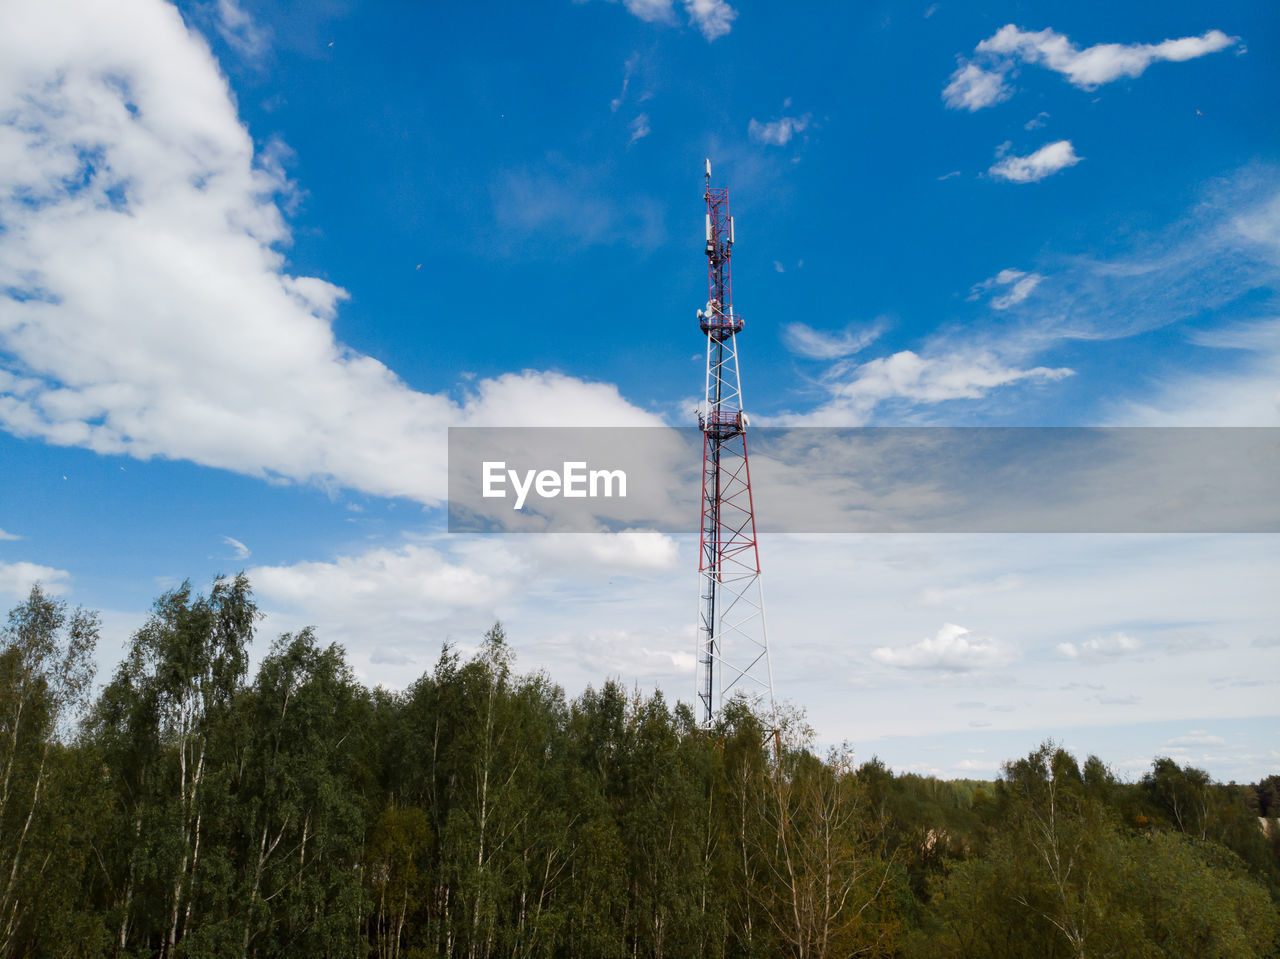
[695, 159, 775, 729]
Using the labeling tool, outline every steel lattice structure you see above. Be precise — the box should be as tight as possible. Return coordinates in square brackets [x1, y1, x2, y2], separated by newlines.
[695, 159, 775, 729]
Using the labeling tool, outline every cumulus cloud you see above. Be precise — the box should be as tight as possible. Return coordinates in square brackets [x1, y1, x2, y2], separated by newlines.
[1056, 632, 1142, 659]
[0, 561, 71, 598]
[944, 25, 1239, 110]
[942, 63, 1012, 111]
[872, 622, 1018, 671]
[782, 321, 883, 360]
[977, 25, 1238, 89]
[0, 528, 20, 541]
[248, 530, 683, 689]
[0, 1, 660, 507]
[683, 0, 736, 41]
[748, 113, 811, 146]
[969, 269, 1045, 308]
[989, 140, 1081, 183]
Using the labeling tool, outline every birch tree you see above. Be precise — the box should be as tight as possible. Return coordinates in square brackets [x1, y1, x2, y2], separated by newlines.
[0, 586, 98, 957]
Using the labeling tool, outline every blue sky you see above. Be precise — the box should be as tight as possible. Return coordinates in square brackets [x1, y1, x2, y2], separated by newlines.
[1, 0, 1277, 780]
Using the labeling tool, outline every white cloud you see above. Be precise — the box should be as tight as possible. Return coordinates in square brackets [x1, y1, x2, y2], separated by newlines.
[920, 575, 1021, 608]
[969, 269, 1045, 308]
[534, 626, 696, 680]
[213, 0, 269, 58]
[370, 647, 415, 666]
[592, 0, 735, 41]
[0, 561, 71, 598]
[621, 0, 676, 24]
[993, 275, 1042, 308]
[748, 113, 811, 147]
[683, 0, 736, 41]
[1025, 111, 1050, 130]
[1056, 632, 1143, 659]
[978, 25, 1238, 90]
[787, 349, 1073, 423]
[0, 528, 20, 541]
[945, 25, 1238, 111]
[526, 530, 680, 572]
[610, 52, 640, 112]
[221, 535, 251, 560]
[872, 622, 1018, 671]
[1165, 730, 1227, 747]
[942, 63, 1012, 111]
[628, 112, 651, 145]
[251, 542, 507, 622]
[248, 530, 683, 689]
[1116, 317, 1280, 425]
[782, 321, 883, 360]
[989, 140, 1081, 183]
[0, 1, 660, 506]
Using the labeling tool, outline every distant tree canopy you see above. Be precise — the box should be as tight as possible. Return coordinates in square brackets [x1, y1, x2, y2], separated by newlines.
[0, 579, 1276, 958]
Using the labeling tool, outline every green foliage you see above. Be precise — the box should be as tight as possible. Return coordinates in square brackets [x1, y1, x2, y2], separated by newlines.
[0, 585, 103, 958]
[914, 742, 1280, 959]
[1, 584, 1277, 958]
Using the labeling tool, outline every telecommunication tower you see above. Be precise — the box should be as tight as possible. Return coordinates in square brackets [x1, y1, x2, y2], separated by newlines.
[695, 159, 775, 729]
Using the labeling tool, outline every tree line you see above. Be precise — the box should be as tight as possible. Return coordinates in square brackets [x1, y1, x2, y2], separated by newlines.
[1, 576, 1277, 958]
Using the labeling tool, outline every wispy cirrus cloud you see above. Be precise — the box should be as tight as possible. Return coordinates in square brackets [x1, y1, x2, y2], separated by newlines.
[212, 0, 270, 58]
[781, 349, 1073, 424]
[610, 52, 640, 112]
[782, 321, 883, 360]
[944, 24, 1240, 111]
[628, 112, 651, 145]
[989, 140, 1081, 183]
[969, 269, 1045, 309]
[221, 535, 251, 560]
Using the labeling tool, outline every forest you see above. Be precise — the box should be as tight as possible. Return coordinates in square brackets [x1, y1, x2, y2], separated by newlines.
[1, 575, 1278, 958]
